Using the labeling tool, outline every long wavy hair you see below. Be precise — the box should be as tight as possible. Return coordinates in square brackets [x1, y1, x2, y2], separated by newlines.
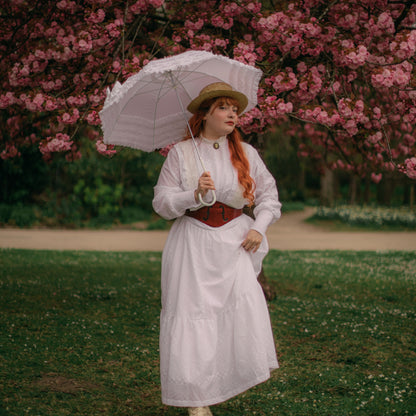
[183, 97, 256, 206]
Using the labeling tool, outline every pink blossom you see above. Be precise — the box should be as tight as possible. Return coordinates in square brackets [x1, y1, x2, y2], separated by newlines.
[149, 0, 164, 7]
[112, 60, 121, 72]
[211, 15, 225, 27]
[45, 99, 58, 111]
[66, 150, 82, 162]
[297, 62, 307, 73]
[338, 98, 353, 118]
[158, 143, 174, 157]
[339, 13, 358, 29]
[106, 23, 121, 38]
[57, 0, 77, 12]
[1, 144, 20, 160]
[257, 12, 287, 31]
[24, 134, 36, 144]
[329, 113, 342, 125]
[25, 98, 37, 112]
[33, 93, 44, 108]
[262, 97, 293, 119]
[392, 67, 411, 87]
[214, 38, 228, 49]
[404, 134, 416, 147]
[130, 0, 147, 14]
[76, 39, 92, 53]
[67, 95, 87, 106]
[85, 111, 101, 125]
[211, 15, 233, 29]
[373, 107, 382, 120]
[87, 9, 106, 24]
[301, 22, 321, 37]
[371, 172, 382, 183]
[223, 2, 243, 16]
[40, 133, 73, 155]
[368, 131, 382, 144]
[337, 159, 345, 169]
[185, 19, 204, 31]
[2, 0, 416, 180]
[61, 113, 72, 123]
[59, 109, 79, 124]
[246, 2, 261, 13]
[354, 100, 365, 114]
[404, 157, 416, 179]
[0, 92, 17, 108]
[270, 68, 298, 94]
[233, 42, 258, 65]
[315, 109, 330, 125]
[96, 139, 116, 156]
[344, 119, 358, 135]
[377, 12, 395, 33]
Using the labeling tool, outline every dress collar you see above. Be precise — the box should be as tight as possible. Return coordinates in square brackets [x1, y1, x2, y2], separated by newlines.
[200, 135, 227, 148]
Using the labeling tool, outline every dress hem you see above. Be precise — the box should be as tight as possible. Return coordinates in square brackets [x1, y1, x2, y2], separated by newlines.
[161, 364, 279, 408]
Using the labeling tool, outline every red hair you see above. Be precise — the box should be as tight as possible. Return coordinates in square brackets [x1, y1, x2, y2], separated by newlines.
[183, 97, 256, 206]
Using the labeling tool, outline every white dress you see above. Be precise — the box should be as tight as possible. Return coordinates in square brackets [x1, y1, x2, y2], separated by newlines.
[152, 136, 282, 407]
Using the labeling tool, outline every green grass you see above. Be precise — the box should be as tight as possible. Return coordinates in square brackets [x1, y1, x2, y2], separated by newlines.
[1, 249, 415, 416]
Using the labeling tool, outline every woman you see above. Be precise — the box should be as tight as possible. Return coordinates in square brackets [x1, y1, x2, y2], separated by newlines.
[152, 82, 282, 416]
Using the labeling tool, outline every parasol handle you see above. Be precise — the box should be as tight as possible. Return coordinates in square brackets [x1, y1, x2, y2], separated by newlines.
[198, 189, 217, 206]
[167, 71, 217, 207]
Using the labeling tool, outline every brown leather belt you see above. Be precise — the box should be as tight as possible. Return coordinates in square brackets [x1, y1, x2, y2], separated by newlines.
[185, 201, 242, 227]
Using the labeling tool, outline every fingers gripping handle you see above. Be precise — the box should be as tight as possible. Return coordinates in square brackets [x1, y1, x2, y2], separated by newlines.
[198, 190, 216, 206]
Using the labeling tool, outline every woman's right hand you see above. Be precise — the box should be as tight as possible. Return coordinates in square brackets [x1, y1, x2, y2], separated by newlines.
[195, 171, 215, 202]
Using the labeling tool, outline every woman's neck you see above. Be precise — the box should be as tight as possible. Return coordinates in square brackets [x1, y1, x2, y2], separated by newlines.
[202, 125, 229, 141]
[201, 132, 221, 141]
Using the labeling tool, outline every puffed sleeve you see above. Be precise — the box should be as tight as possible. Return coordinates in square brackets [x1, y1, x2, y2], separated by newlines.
[245, 145, 282, 236]
[152, 146, 201, 220]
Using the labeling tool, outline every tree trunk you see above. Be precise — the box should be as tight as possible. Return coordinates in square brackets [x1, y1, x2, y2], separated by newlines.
[349, 174, 358, 205]
[364, 175, 371, 204]
[320, 167, 335, 206]
[377, 175, 395, 205]
[243, 205, 276, 301]
[298, 162, 306, 201]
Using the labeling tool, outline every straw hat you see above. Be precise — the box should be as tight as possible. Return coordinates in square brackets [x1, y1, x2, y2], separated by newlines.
[187, 82, 248, 115]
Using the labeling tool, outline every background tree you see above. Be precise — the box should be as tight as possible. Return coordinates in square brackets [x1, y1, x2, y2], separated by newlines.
[1, 0, 416, 180]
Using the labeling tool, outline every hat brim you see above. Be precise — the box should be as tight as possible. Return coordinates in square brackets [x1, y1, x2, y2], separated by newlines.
[187, 90, 248, 115]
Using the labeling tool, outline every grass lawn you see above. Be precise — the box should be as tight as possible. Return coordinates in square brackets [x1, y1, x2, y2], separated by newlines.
[0, 249, 415, 416]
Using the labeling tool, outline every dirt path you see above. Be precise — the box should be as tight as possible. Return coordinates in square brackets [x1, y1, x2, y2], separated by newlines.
[267, 207, 416, 251]
[0, 207, 415, 251]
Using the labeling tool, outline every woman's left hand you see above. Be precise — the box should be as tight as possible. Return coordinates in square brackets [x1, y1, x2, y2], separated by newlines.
[241, 229, 263, 253]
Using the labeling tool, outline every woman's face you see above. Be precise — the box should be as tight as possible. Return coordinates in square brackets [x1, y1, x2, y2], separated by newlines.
[202, 99, 239, 140]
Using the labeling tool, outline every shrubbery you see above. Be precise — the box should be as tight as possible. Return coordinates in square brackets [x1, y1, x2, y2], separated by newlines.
[312, 205, 416, 229]
[0, 139, 165, 228]
[0, 204, 37, 227]
[0, 202, 152, 229]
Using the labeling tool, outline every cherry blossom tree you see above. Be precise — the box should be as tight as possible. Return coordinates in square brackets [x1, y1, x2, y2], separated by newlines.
[1, 0, 416, 182]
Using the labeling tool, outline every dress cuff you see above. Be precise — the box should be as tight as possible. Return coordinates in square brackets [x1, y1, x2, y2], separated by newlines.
[251, 210, 274, 236]
[181, 189, 201, 211]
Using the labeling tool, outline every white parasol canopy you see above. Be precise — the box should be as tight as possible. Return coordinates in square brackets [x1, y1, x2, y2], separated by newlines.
[99, 50, 262, 152]
[99, 50, 263, 205]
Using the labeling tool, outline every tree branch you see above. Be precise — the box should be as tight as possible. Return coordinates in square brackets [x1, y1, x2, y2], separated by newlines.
[393, 0, 416, 31]
[318, 0, 340, 21]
